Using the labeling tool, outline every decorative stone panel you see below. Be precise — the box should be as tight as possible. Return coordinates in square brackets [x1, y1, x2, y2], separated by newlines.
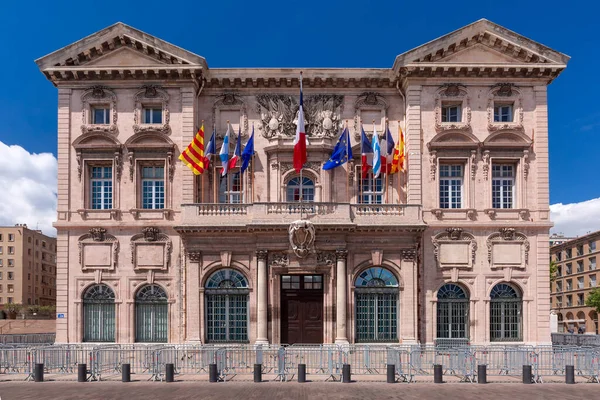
[434, 84, 471, 134]
[486, 228, 530, 268]
[213, 93, 248, 138]
[78, 228, 119, 271]
[81, 86, 118, 134]
[133, 85, 170, 134]
[432, 228, 477, 269]
[130, 227, 172, 271]
[353, 92, 388, 139]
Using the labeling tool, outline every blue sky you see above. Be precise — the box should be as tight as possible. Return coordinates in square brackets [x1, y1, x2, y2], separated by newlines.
[0, 0, 598, 235]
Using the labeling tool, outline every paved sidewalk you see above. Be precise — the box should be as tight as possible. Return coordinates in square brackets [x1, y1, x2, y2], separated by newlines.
[0, 381, 598, 400]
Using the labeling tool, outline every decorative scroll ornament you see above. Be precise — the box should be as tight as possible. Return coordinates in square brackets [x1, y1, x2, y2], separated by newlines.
[270, 252, 290, 267]
[470, 150, 477, 180]
[303, 94, 344, 138]
[288, 220, 316, 258]
[81, 86, 118, 134]
[316, 251, 335, 266]
[256, 94, 299, 138]
[133, 85, 170, 134]
[487, 83, 524, 133]
[429, 150, 437, 181]
[523, 150, 530, 180]
[78, 228, 119, 270]
[130, 227, 172, 270]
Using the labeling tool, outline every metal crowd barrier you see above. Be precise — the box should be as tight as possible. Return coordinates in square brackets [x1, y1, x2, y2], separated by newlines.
[2, 343, 600, 383]
[0, 333, 55, 345]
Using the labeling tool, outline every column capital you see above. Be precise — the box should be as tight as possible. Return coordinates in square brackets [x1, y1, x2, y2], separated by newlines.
[335, 249, 348, 261]
[187, 251, 202, 263]
[255, 250, 268, 261]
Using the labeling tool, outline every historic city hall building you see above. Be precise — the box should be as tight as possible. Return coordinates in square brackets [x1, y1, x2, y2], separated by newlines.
[36, 19, 568, 345]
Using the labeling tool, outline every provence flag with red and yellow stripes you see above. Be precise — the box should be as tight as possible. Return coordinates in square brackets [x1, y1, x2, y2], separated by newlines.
[389, 126, 405, 174]
[179, 124, 206, 175]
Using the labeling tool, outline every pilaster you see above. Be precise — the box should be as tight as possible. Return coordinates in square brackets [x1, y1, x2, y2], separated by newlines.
[186, 251, 202, 342]
[406, 85, 422, 205]
[335, 249, 349, 344]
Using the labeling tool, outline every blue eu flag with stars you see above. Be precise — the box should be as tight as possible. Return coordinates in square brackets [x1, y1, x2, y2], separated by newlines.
[323, 128, 353, 170]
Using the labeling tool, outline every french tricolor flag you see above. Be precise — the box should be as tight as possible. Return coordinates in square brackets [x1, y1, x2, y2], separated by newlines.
[293, 73, 307, 173]
[219, 123, 231, 176]
[228, 126, 241, 171]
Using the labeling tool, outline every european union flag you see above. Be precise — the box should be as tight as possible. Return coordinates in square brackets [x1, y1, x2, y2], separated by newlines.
[323, 128, 353, 170]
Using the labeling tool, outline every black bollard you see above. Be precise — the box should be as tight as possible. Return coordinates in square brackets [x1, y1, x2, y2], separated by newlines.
[342, 364, 351, 383]
[254, 364, 262, 382]
[34, 363, 44, 382]
[522, 365, 532, 384]
[387, 364, 396, 383]
[477, 364, 487, 384]
[298, 364, 306, 383]
[566, 365, 575, 384]
[122, 363, 131, 383]
[209, 363, 218, 383]
[165, 363, 175, 383]
[78, 363, 87, 382]
[434, 364, 443, 383]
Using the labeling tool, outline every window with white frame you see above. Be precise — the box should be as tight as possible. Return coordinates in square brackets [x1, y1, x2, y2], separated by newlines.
[492, 164, 515, 209]
[219, 169, 243, 204]
[141, 165, 165, 209]
[286, 177, 315, 202]
[90, 166, 113, 210]
[142, 106, 162, 124]
[493, 103, 513, 122]
[92, 106, 110, 124]
[359, 171, 383, 205]
[441, 103, 461, 122]
[439, 164, 463, 209]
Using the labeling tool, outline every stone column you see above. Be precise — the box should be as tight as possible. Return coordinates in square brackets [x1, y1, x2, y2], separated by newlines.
[186, 251, 202, 342]
[256, 250, 269, 344]
[335, 249, 349, 344]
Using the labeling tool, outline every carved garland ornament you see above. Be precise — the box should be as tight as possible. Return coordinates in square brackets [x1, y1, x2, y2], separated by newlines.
[130, 227, 172, 270]
[78, 228, 119, 270]
[288, 220, 315, 258]
[431, 228, 477, 268]
[212, 93, 248, 138]
[133, 85, 170, 134]
[487, 84, 524, 133]
[434, 84, 472, 134]
[317, 251, 335, 266]
[486, 228, 530, 265]
[353, 92, 388, 140]
[81, 86, 118, 135]
[269, 252, 290, 267]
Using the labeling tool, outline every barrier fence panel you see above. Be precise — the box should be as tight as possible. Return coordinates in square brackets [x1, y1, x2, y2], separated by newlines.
[92, 346, 170, 381]
[0, 346, 31, 376]
[284, 345, 342, 381]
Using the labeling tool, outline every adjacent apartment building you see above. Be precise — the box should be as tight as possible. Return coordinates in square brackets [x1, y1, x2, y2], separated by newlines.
[551, 230, 600, 334]
[35, 19, 568, 344]
[0, 224, 57, 307]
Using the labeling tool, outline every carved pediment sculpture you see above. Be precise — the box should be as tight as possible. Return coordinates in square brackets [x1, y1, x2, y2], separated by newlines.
[432, 228, 477, 269]
[256, 94, 299, 138]
[269, 252, 290, 267]
[130, 227, 172, 270]
[289, 220, 315, 258]
[487, 228, 530, 268]
[78, 228, 119, 270]
[303, 95, 344, 138]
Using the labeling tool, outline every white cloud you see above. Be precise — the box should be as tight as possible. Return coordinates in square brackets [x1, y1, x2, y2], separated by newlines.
[0, 142, 57, 237]
[550, 197, 600, 238]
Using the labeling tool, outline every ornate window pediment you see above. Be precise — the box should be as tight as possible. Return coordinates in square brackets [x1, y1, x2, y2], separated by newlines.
[78, 228, 119, 271]
[487, 84, 524, 133]
[213, 93, 248, 139]
[432, 228, 477, 269]
[486, 228, 530, 268]
[483, 130, 532, 150]
[125, 132, 176, 182]
[81, 86, 118, 135]
[73, 132, 122, 183]
[434, 84, 471, 134]
[353, 92, 388, 140]
[130, 227, 172, 271]
[427, 131, 480, 151]
[133, 85, 170, 135]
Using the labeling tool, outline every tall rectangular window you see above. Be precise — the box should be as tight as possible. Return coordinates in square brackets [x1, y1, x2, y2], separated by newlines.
[8, 234, 14, 242]
[90, 166, 113, 210]
[359, 171, 383, 205]
[492, 164, 515, 209]
[590, 275, 597, 288]
[578, 277, 584, 289]
[566, 279, 572, 291]
[219, 170, 242, 204]
[8, 246, 14, 255]
[578, 293, 584, 306]
[493, 104, 513, 122]
[556, 281, 562, 292]
[577, 244, 584, 256]
[141, 166, 165, 209]
[566, 249, 572, 259]
[566, 295, 572, 307]
[591, 257, 597, 271]
[591, 241, 597, 253]
[92, 106, 110, 124]
[577, 260, 584, 273]
[439, 164, 463, 209]
[143, 107, 162, 124]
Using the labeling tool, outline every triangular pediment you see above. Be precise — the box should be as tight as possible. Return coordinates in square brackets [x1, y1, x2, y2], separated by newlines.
[85, 47, 166, 67]
[436, 43, 522, 64]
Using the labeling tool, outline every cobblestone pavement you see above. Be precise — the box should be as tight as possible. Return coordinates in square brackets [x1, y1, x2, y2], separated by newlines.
[0, 381, 598, 400]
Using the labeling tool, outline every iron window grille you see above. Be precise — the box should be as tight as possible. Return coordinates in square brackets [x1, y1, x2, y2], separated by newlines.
[135, 284, 168, 343]
[436, 284, 469, 340]
[205, 269, 249, 343]
[83, 284, 116, 342]
[490, 283, 522, 342]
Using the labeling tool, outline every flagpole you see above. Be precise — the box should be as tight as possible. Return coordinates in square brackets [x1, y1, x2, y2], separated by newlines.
[345, 120, 349, 202]
[200, 121, 205, 204]
[372, 120, 376, 205]
[397, 120, 401, 204]
[385, 118, 390, 204]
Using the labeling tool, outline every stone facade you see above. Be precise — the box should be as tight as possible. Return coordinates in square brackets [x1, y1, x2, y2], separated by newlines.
[36, 19, 568, 344]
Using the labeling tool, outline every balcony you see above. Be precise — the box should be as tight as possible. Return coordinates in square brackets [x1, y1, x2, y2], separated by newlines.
[179, 202, 423, 230]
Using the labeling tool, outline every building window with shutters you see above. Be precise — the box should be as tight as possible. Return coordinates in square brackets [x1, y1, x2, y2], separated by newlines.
[135, 284, 168, 343]
[205, 269, 249, 343]
[83, 284, 115, 342]
[354, 267, 399, 343]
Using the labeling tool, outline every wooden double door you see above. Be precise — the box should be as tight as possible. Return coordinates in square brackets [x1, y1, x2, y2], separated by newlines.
[281, 275, 324, 344]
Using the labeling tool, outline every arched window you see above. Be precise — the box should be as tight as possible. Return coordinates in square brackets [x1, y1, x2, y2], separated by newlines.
[436, 284, 469, 341]
[135, 284, 168, 343]
[354, 267, 399, 342]
[286, 177, 315, 202]
[83, 284, 115, 342]
[205, 269, 249, 343]
[490, 283, 522, 342]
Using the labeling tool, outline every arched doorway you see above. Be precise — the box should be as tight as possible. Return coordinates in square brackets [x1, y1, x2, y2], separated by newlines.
[436, 283, 470, 342]
[83, 284, 115, 342]
[135, 284, 168, 342]
[490, 283, 522, 342]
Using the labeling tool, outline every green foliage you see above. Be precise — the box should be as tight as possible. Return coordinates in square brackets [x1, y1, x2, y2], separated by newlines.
[27, 305, 41, 314]
[585, 288, 600, 313]
[550, 260, 558, 283]
[5, 303, 22, 313]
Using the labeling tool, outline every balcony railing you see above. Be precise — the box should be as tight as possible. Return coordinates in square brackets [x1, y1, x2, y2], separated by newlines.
[180, 202, 422, 227]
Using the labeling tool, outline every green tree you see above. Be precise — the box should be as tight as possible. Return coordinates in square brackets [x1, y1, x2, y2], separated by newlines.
[550, 259, 558, 288]
[585, 288, 600, 314]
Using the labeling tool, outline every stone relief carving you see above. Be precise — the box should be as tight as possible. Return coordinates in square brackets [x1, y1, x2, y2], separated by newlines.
[429, 151, 437, 181]
[434, 84, 472, 134]
[353, 92, 388, 140]
[130, 227, 172, 270]
[487, 84, 524, 133]
[81, 86, 118, 135]
[288, 220, 315, 258]
[270, 252, 290, 267]
[316, 251, 335, 266]
[431, 228, 477, 268]
[212, 93, 248, 138]
[486, 228, 530, 265]
[187, 251, 202, 263]
[256, 94, 343, 138]
[401, 249, 417, 262]
[280, 161, 321, 174]
[470, 150, 477, 180]
[78, 228, 119, 270]
[523, 150, 530, 180]
[482, 150, 490, 180]
[255, 250, 268, 261]
[133, 85, 170, 134]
